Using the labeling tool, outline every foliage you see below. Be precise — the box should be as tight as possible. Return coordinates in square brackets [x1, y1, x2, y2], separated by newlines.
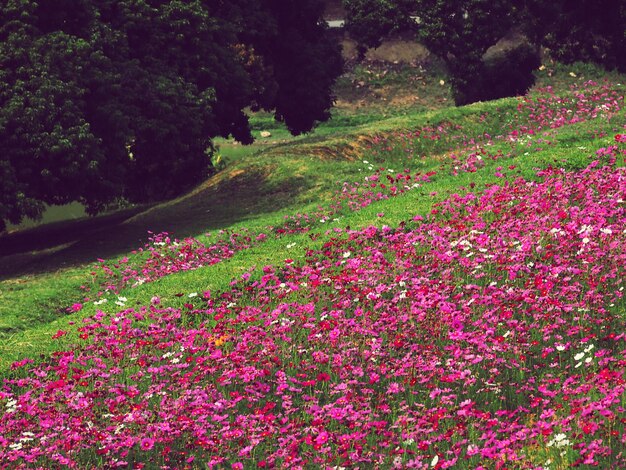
[481, 37, 541, 103]
[522, 0, 626, 72]
[343, 0, 538, 105]
[342, 0, 417, 58]
[0, 0, 343, 230]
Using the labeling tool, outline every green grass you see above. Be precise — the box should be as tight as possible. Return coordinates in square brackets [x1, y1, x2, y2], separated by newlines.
[0, 62, 624, 375]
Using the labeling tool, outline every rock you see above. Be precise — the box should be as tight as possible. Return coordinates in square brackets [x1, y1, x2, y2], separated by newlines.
[260, 131, 272, 138]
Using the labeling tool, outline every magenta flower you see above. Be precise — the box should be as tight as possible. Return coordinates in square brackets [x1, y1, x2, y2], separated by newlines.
[139, 438, 154, 451]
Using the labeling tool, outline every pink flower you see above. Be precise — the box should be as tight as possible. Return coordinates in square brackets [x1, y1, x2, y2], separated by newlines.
[315, 431, 329, 445]
[139, 438, 154, 451]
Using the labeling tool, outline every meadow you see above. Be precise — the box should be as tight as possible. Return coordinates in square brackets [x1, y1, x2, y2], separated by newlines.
[1, 62, 626, 469]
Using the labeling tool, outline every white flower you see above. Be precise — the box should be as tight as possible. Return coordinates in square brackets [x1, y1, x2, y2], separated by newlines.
[5, 399, 17, 413]
[600, 228, 613, 235]
[431, 455, 439, 467]
[556, 345, 566, 351]
[582, 237, 590, 244]
[584, 344, 595, 353]
[585, 357, 592, 364]
[188, 292, 198, 298]
[547, 433, 570, 448]
[118, 296, 127, 302]
[342, 251, 351, 258]
[574, 352, 585, 361]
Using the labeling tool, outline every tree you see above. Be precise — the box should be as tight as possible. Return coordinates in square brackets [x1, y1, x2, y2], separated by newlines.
[342, 0, 416, 59]
[0, 0, 343, 231]
[343, 0, 539, 105]
[522, 0, 626, 72]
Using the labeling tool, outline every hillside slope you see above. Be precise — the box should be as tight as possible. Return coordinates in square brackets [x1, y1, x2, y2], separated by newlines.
[0, 63, 625, 468]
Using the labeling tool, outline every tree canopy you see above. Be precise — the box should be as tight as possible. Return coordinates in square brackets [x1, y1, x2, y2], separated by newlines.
[523, 0, 625, 72]
[342, 0, 625, 104]
[0, 0, 343, 230]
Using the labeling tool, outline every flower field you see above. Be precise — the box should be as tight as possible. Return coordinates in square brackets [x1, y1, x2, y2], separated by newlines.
[1, 78, 626, 469]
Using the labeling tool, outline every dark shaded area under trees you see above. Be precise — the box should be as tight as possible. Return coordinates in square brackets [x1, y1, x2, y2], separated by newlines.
[342, 0, 625, 105]
[0, 0, 343, 231]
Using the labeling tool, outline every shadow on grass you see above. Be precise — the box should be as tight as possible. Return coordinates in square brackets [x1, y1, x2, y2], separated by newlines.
[0, 166, 310, 280]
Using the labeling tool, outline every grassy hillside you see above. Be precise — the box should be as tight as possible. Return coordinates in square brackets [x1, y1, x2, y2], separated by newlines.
[1, 62, 625, 468]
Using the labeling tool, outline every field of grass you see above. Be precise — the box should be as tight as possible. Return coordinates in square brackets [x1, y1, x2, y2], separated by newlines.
[1, 61, 625, 468]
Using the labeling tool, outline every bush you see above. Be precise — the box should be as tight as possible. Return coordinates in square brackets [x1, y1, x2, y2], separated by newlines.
[481, 34, 541, 102]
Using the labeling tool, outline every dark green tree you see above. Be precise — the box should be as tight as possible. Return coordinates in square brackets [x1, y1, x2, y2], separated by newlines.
[414, 0, 525, 105]
[343, 0, 539, 105]
[522, 0, 626, 72]
[342, 0, 416, 59]
[0, 0, 343, 230]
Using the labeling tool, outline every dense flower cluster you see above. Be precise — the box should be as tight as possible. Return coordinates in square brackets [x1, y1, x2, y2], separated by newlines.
[93, 230, 258, 293]
[91, 81, 623, 297]
[3, 78, 625, 469]
[2, 146, 626, 467]
[364, 81, 623, 165]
